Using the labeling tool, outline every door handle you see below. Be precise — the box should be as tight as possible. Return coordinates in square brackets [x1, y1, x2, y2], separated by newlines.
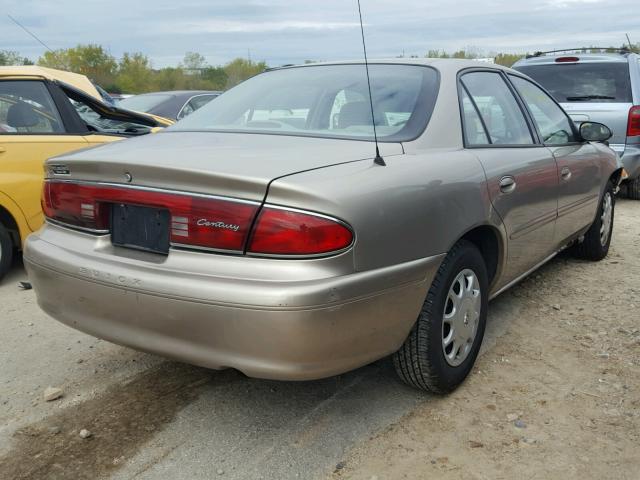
[0, 147, 6, 153]
[561, 167, 572, 181]
[499, 176, 516, 194]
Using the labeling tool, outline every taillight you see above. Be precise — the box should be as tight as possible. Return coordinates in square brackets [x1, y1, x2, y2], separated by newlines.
[42, 181, 258, 251]
[42, 181, 110, 231]
[42, 181, 354, 257]
[555, 57, 579, 63]
[628, 106, 640, 137]
[247, 207, 353, 256]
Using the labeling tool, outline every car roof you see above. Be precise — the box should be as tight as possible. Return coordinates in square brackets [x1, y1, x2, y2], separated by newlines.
[0, 65, 102, 100]
[514, 52, 636, 67]
[270, 58, 517, 75]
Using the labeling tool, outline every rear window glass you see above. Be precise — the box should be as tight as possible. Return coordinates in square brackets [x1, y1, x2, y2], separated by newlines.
[515, 62, 632, 103]
[170, 64, 439, 142]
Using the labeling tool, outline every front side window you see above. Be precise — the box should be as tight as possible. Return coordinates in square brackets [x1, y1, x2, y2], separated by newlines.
[171, 64, 440, 142]
[509, 75, 576, 145]
[460, 72, 534, 145]
[515, 62, 632, 103]
[0, 81, 64, 134]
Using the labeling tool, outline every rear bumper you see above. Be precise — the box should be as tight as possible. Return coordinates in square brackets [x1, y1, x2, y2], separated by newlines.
[24, 224, 443, 380]
[621, 144, 640, 179]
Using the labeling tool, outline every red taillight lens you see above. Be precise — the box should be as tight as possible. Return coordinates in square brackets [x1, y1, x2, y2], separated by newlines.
[248, 207, 353, 256]
[42, 181, 110, 231]
[555, 56, 579, 63]
[42, 181, 258, 251]
[628, 106, 640, 137]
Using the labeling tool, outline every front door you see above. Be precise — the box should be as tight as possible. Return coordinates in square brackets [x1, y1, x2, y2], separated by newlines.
[508, 75, 602, 244]
[460, 70, 559, 285]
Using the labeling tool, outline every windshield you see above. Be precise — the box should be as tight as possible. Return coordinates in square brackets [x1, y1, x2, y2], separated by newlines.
[515, 62, 632, 103]
[119, 94, 172, 112]
[170, 64, 439, 142]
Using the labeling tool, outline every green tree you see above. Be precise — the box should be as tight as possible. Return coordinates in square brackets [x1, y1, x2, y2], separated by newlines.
[223, 58, 267, 89]
[38, 44, 117, 87]
[117, 52, 153, 93]
[494, 53, 525, 67]
[0, 50, 33, 66]
[182, 52, 207, 70]
[200, 67, 228, 90]
[151, 67, 188, 91]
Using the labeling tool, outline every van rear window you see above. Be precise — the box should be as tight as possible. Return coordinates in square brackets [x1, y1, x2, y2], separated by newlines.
[515, 63, 632, 103]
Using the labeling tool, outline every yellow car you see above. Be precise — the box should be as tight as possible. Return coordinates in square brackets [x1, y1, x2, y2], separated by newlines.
[0, 66, 172, 279]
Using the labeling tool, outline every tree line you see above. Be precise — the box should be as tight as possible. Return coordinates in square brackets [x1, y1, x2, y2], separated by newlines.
[1, 43, 638, 94]
[1, 45, 267, 94]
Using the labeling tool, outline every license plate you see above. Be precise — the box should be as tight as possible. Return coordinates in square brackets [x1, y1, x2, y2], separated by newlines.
[111, 204, 170, 255]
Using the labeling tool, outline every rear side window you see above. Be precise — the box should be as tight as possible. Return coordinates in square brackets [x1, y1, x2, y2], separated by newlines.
[0, 80, 64, 134]
[509, 75, 577, 145]
[460, 71, 534, 145]
[515, 62, 632, 103]
[460, 88, 490, 145]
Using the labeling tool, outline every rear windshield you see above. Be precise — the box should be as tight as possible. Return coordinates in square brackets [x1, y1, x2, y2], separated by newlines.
[515, 62, 632, 103]
[119, 94, 172, 112]
[170, 64, 439, 142]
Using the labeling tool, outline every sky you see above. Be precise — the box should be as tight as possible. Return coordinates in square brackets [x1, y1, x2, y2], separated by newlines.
[1, 0, 638, 68]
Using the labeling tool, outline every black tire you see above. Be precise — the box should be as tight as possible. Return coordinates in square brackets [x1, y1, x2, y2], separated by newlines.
[573, 182, 615, 261]
[393, 240, 488, 394]
[626, 176, 640, 200]
[0, 223, 14, 281]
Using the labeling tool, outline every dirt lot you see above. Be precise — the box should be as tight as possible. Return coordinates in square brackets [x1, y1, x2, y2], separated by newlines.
[333, 199, 640, 480]
[0, 199, 638, 480]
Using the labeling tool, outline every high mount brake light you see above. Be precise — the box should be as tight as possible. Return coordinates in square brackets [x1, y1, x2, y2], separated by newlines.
[248, 207, 353, 256]
[42, 181, 258, 251]
[628, 106, 640, 137]
[555, 57, 580, 63]
[42, 181, 355, 256]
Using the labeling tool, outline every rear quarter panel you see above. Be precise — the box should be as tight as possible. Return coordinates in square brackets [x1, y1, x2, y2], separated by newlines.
[0, 190, 30, 246]
[266, 149, 496, 272]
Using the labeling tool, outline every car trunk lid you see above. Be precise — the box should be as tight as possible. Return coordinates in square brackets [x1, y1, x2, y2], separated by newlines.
[46, 131, 404, 201]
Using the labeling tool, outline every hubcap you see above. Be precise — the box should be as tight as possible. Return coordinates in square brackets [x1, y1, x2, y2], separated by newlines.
[442, 269, 481, 367]
[600, 192, 613, 246]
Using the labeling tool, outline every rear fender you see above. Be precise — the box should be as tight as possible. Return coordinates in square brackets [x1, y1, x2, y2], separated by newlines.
[0, 191, 31, 247]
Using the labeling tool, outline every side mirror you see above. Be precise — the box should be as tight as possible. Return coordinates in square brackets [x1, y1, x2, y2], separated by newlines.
[580, 121, 612, 143]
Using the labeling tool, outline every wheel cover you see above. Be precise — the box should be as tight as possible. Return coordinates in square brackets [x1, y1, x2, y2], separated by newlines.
[442, 269, 481, 367]
[600, 192, 613, 247]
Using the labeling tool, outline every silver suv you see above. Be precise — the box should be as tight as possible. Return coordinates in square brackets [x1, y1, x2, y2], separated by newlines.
[513, 49, 640, 198]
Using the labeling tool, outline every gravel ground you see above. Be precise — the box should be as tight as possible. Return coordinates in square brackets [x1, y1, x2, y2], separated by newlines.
[0, 199, 637, 480]
[332, 198, 640, 480]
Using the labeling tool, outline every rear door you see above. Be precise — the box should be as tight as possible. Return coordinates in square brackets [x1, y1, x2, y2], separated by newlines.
[459, 70, 559, 284]
[0, 79, 88, 233]
[508, 74, 602, 244]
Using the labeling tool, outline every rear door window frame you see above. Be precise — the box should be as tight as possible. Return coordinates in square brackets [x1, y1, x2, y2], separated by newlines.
[457, 67, 544, 149]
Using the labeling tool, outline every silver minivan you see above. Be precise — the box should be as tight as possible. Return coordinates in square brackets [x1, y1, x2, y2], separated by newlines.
[513, 49, 640, 198]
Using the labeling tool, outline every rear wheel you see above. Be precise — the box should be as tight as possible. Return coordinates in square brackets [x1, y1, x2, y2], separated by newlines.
[393, 240, 488, 393]
[625, 176, 640, 200]
[573, 182, 615, 261]
[0, 223, 14, 281]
